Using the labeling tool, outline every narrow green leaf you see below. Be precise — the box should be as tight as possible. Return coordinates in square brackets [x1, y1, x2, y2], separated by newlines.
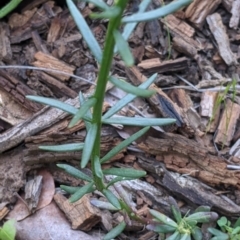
[194, 206, 211, 213]
[79, 92, 92, 131]
[179, 233, 191, 240]
[103, 221, 126, 240]
[57, 164, 92, 182]
[113, 30, 134, 66]
[26, 96, 77, 115]
[191, 227, 202, 240]
[109, 76, 155, 97]
[185, 212, 218, 223]
[81, 123, 98, 168]
[147, 223, 177, 234]
[232, 226, 240, 235]
[60, 185, 80, 194]
[106, 176, 134, 188]
[68, 97, 96, 128]
[0, 219, 16, 240]
[39, 143, 84, 152]
[234, 217, 240, 228]
[102, 116, 176, 126]
[69, 182, 95, 203]
[93, 156, 103, 178]
[90, 6, 120, 19]
[166, 231, 181, 240]
[100, 126, 150, 163]
[103, 167, 146, 178]
[207, 228, 228, 239]
[67, 0, 102, 63]
[169, 197, 182, 224]
[102, 189, 121, 210]
[121, 0, 151, 41]
[149, 209, 178, 228]
[81, 0, 109, 10]
[103, 73, 157, 119]
[122, 0, 192, 23]
[90, 199, 118, 211]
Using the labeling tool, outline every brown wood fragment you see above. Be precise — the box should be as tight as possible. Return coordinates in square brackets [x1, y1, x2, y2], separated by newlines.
[138, 57, 189, 73]
[185, 0, 221, 29]
[0, 70, 42, 112]
[214, 99, 240, 146]
[168, 89, 193, 109]
[207, 13, 238, 66]
[30, 71, 78, 98]
[200, 91, 220, 132]
[138, 133, 240, 189]
[31, 30, 49, 53]
[230, 0, 240, 29]
[32, 51, 75, 81]
[0, 23, 12, 62]
[47, 17, 63, 43]
[172, 36, 198, 58]
[54, 193, 101, 231]
[24, 175, 43, 212]
[0, 207, 9, 221]
[161, 14, 201, 50]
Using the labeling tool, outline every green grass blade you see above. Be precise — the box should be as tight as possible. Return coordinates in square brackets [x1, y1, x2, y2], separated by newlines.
[82, 0, 109, 10]
[57, 164, 92, 182]
[122, 0, 192, 23]
[102, 117, 176, 126]
[149, 209, 178, 228]
[60, 185, 80, 194]
[103, 167, 146, 178]
[93, 156, 103, 178]
[100, 126, 150, 163]
[103, 221, 126, 240]
[102, 189, 121, 210]
[68, 97, 96, 128]
[26, 95, 78, 115]
[90, 6, 120, 19]
[79, 92, 92, 131]
[113, 30, 134, 66]
[103, 73, 158, 119]
[147, 224, 177, 234]
[121, 0, 151, 41]
[90, 199, 118, 211]
[109, 76, 155, 97]
[81, 123, 98, 168]
[69, 182, 95, 202]
[106, 176, 134, 188]
[39, 143, 84, 152]
[67, 0, 102, 63]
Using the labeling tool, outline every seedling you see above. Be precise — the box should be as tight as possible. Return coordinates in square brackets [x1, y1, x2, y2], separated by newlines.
[27, 0, 192, 238]
[147, 197, 218, 240]
[208, 216, 240, 240]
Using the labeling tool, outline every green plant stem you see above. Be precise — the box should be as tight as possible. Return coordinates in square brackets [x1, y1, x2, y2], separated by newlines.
[91, 0, 129, 191]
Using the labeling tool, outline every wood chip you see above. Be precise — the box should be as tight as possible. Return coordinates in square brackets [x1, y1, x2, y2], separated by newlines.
[54, 193, 101, 231]
[33, 51, 76, 81]
[207, 13, 238, 65]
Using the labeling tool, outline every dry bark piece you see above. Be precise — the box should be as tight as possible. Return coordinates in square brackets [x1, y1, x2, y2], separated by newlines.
[230, 0, 240, 29]
[161, 14, 201, 50]
[30, 71, 78, 98]
[172, 36, 198, 59]
[0, 70, 42, 112]
[24, 175, 43, 212]
[214, 99, 240, 146]
[54, 193, 101, 231]
[138, 57, 189, 73]
[0, 23, 12, 61]
[185, 0, 221, 29]
[31, 30, 49, 53]
[207, 13, 238, 66]
[222, 0, 233, 12]
[33, 51, 76, 81]
[200, 91, 220, 132]
[138, 156, 240, 216]
[138, 132, 240, 189]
